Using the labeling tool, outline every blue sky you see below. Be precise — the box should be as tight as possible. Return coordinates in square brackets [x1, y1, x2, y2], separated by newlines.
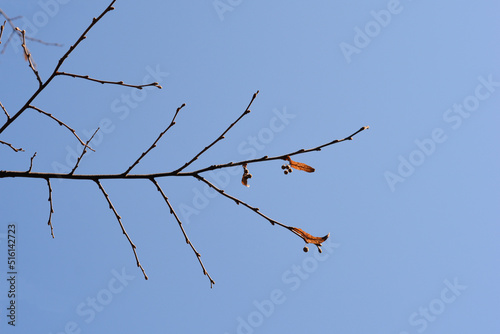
[0, 1, 499, 333]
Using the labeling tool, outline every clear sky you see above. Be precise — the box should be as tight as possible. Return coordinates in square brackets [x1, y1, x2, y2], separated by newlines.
[0, 1, 499, 333]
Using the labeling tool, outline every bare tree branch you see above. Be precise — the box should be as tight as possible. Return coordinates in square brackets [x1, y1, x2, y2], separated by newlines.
[55, 71, 162, 90]
[124, 103, 186, 175]
[28, 105, 94, 151]
[95, 179, 148, 280]
[193, 174, 329, 251]
[14, 27, 42, 86]
[0, 125, 369, 180]
[46, 178, 54, 238]
[0, 140, 23, 152]
[173, 90, 259, 174]
[0, 0, 116, 136]
[151, 178, 215, 288]
[27, 152, 37, 172]
[0, 100, 9, 119]
[189, 126, 370, 174]
[70, 128, 99, 175]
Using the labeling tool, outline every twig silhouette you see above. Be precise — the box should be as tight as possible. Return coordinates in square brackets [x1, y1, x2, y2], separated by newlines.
[15, 27, 42, 86]
[0, 0, 117, 135]
[56, 72, 162, 90]
[151, 178, 215, 288]
[0, 100, 9, 119]
[95, 179, 148, 280]
[70, 128, 99, 175]
[28, 105, 94, 151]
[46, 178, 54, 238]
[124, 103, 186, 175]
[27, 152, 37, 172]
[173, 90, 259, 174]
[0, 140, 23, 152]
[0, 9, 62, 52]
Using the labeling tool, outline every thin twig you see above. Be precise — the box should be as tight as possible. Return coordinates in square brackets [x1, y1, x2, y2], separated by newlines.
[0, 140, 23, 152]
[0, 10, 60, 50]
[70, 128, 99, 175]
[173, 90, 259, 174]
[0, 100, 9, 119]
[151, 178, 215, 288]
[46, 178, 54, 238]
[28, 105, 94, 151]
[95, 179, 148, 280]
[0, 0, 116, 136]
[25, 35, 62, 47]
[124, 103, 186, 175]
[15, 27, 42, 86]
[0, 30, 14, 54]
[193, 174, 326, 246]
[56, 72, 162, 90]
[188, 126, 370, 174]
[27, 152, 37, 172]
[194, 174, 284, 227]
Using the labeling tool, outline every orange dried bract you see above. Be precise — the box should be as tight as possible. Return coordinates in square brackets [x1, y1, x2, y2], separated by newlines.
[285, 156, 315, 173]
[290, 227, 329, 245]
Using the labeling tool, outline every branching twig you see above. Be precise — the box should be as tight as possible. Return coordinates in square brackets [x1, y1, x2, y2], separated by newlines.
[95, 179, 148, 280]
[70, 128, 99, 175]
[173, 90, 259, 174]
[188, 126, 370, 174]
[0, 100, 9, 119]
[0, 0, 116, 136]
[28, 152, 37, 172]
[46, 178, 54, 238]
[150, 178, 215, 288]
[124, 103, 186, 175]
[0, 9, 61, 51]
[56, 71, 162, 90]
[0, 140, 23, 152]
[14, 27, 42, 86]
[28, 105, 94, 151]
